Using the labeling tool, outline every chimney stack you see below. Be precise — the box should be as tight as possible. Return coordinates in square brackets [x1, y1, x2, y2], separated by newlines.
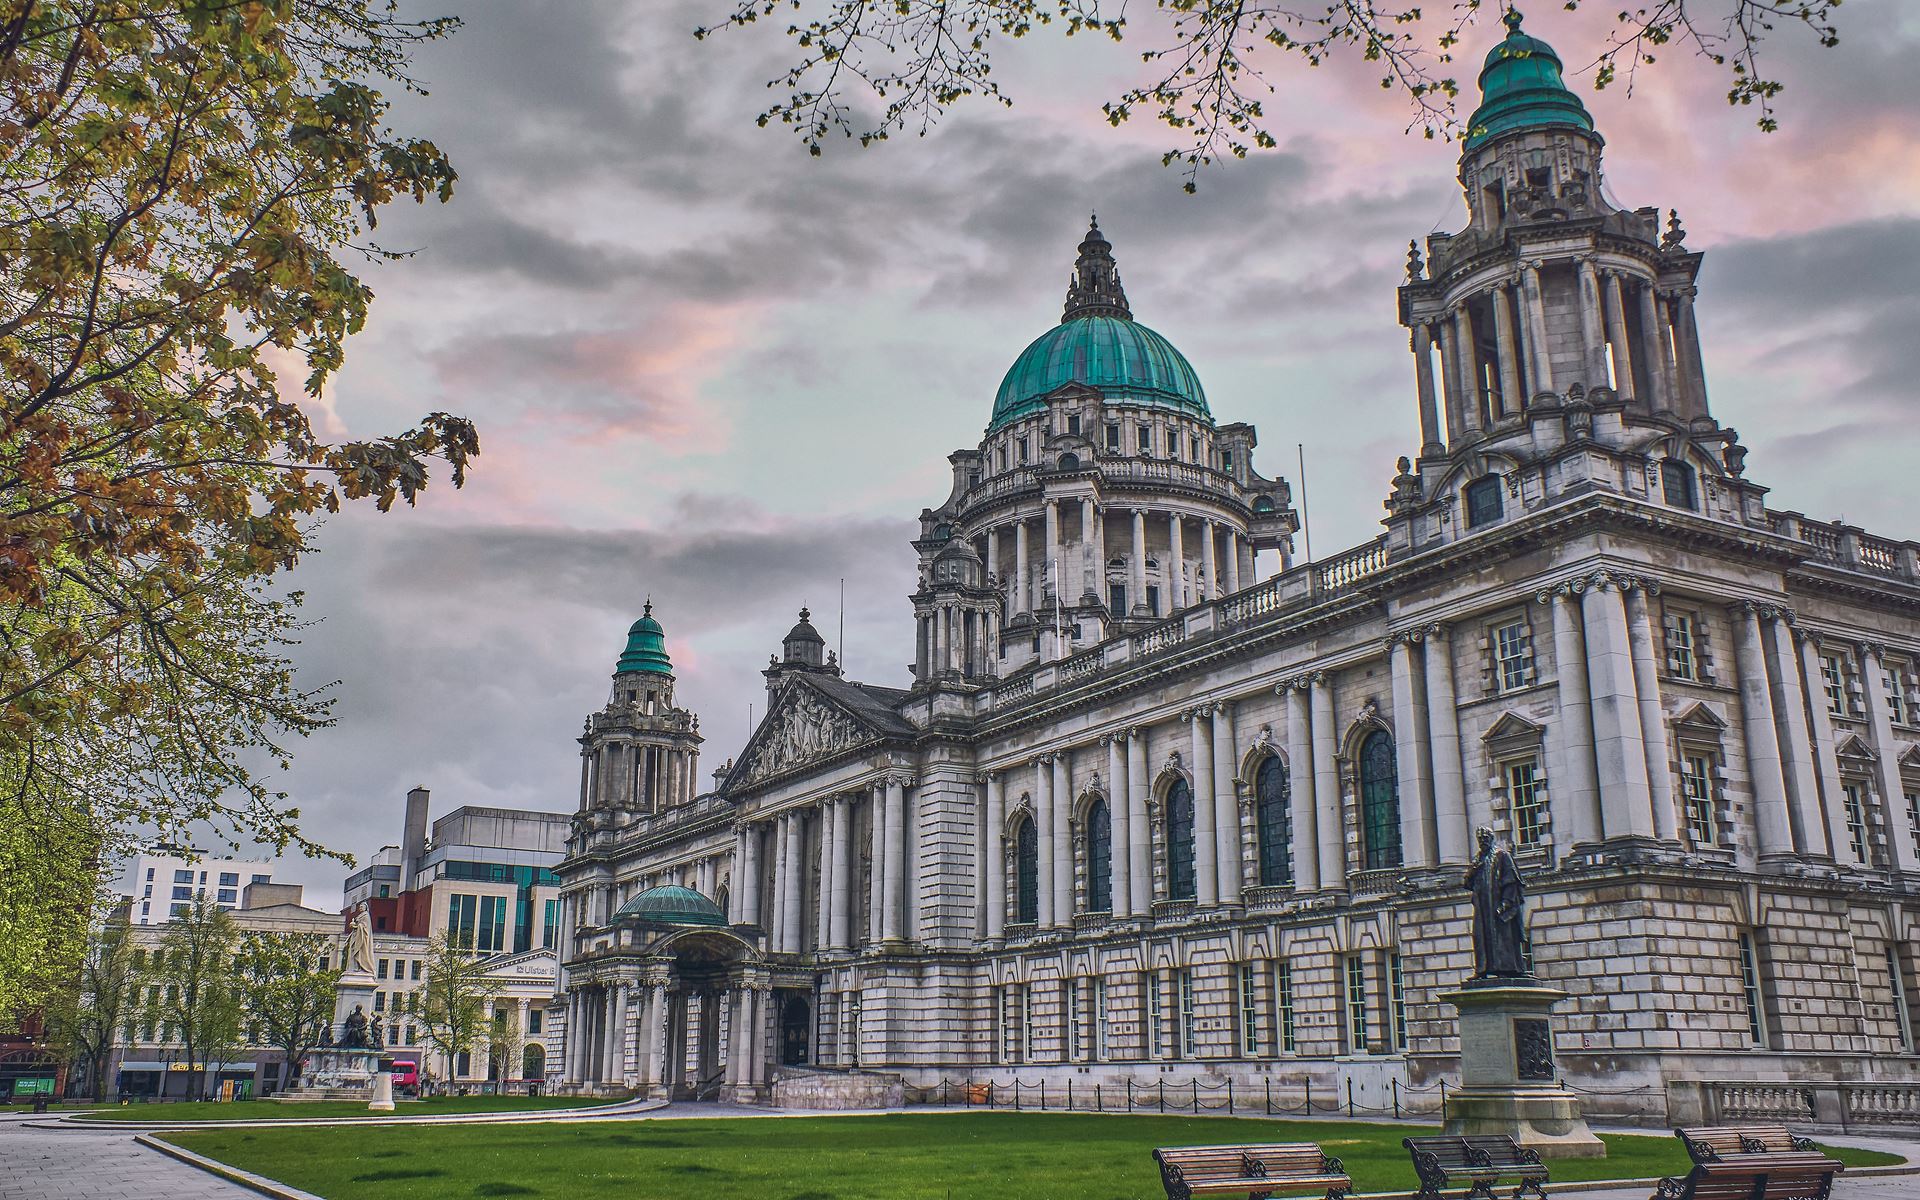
[400, 786, 430, 890]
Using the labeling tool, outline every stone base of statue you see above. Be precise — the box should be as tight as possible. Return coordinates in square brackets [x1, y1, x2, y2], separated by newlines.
[276, 970, 381, 1100]
[1440, 979, 1605, 1160]
[368, 1071, 395, 1111]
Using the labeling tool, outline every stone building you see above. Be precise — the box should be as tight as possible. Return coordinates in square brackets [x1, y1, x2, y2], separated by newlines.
[551, 13, 1920, 1118]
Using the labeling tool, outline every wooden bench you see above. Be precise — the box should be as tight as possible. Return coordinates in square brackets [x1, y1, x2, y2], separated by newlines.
[1654, 1125, 1843, 1200]
[1152, 1142, 1351, 1200]
[1404, 1134, 1549, 1200]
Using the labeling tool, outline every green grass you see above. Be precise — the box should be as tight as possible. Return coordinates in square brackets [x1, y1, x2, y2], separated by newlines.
[76, 1094, 617, 1123]
[164, 1111, 1901, 1200]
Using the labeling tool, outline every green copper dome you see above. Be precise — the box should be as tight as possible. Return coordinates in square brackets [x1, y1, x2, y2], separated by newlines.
[989, 218, 1211, 435]
[615, 601, 673, 676]
[612, 884, 727, 927]
[991, 317, 1209, 433]
[1464, 10, 1595, 150]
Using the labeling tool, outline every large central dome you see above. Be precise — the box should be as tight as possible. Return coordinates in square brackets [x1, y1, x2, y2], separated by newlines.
[988, 219, 1210, 433]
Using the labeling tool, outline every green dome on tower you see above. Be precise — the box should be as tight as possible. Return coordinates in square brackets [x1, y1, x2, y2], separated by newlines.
[988, 218, 1210, 434]
[1464, 10, 1595, 150]
[615, 601, 673, 676]
[612, 884, 726, 927]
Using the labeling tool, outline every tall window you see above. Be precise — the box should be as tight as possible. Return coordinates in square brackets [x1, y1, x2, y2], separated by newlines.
[1108, 582, 1127, 615]
[1255, 756, 1292, 886]
[1359, 731, 1402, 870]
[1507, 759, 1547, 846]
[542, 898, 561, 949]
[1145, 971, 1164, 1060]
[1066, 978, 1085, 1061]
[1137, 425, 1151, 453]
[1238, 962, 1261, 1056]
[1465, 475, 1503, 527]
[1275, 961, 1297, 1053]
[1908, 791, 1920, 861]
[1666, 612, 1699, 680]
[1738, 933, 1767, 1046]
[1176, 969, 1196, 1058]
[448, 894, 478, 950]
[1494, 621, 1533, 692]
[1843, 784, 1870, 865]
[1166, 780, 1197, 900]
[1887, 946, 1916, 1054]
[1093, 977, 1110, 1061]
[1389, 953, 1409, 1052]
[1345, 956, 1369, 1053]
[1085, 798, 1112, 913]
[477, 895, 507, 953]
[1680, 755, 1718, 848]
[1106, 423, 1120, 451]
[1021, 986, 1035, 1062]
[1885, 668, 1907, 725]
[1013, 816, 1039, 925]
[1662, 459, 1698, 510]
[1821, 654, 1847, 716]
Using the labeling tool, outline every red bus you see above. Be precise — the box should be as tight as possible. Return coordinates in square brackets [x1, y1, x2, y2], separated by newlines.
[383, 1059, 418, 1089]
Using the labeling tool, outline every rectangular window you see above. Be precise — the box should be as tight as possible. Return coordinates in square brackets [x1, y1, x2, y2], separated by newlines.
[1666, 612, 1699, 680]
[1146, 971, 1163, 1060]
[219, 872, 238, 887]
[1345, 957, 1369, 1053]
[411, 959, 422, 981]
[528, 1008, 543, 1035]
[1146, 585, 1160, 616]
[1843, 784, 1869, 865]
[216, 888, 236, 905]
[1508, 759, 1547, 846]
[542, 898, 561, 949]
[1017, 437, 1030, 465]
[1465, 476, 1503, 527]
[1275, 961, 1296, 1054]
[1166, 429, 1180, 458]
[1389, 954, 1409, 1052]
[146, 868, 155, 881]
[1822, 654, 1847, 716]
[1738, 933, 1766, 1046]
[1494, 621, 1532, 692]
[376, 958, 389, 981]
[1066, 414, 1081, 435]
[1220, 451, 1234, 474]
[1189, 435, 1199, 461]
[1093, 977, 1109, 1061]
[1680, 755, 1717, 848]
[171, 886, 192, 901]
[174, 869, 193, 884]
[1137, 425, 1151, 453]
[479, 895, 508, 953]
[1066, 978, 1084, 1062]
[1021, 986, 1034, 1063]
[1176, 969, 1196, 1058]
[1105, 423, 1120, 451]
[1238, 962, 1260, 1057]
[251, 874, 269, 886]
[374, 991, 386, 1013]
[405, 1025, 417, 1045]
[997, 987, 1014, 1063]
[448, 894, 478, 950]
[1888, 946, 1915, 1054]
[1108, 583, 1127, 615]
[1886, 669, 1907, 725]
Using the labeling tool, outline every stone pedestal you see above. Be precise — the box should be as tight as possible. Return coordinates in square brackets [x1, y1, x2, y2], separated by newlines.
[1441, 980, 1604, 1159]
[368, 1071, 395, 1111]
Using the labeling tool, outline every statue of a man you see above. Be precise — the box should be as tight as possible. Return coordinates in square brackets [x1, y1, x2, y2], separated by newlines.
[341, 1003, 372, 1050]
[346, 902, 376, 977]
[1465, 826, 1529, 979]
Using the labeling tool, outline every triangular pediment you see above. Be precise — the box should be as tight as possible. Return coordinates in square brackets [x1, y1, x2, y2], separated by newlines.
[1834, 733, 1877, 762]
[724, 676, 895, 790]
[476, 947, 557, 983]
[1672, 701, 1730, 733]
[1481, 711, 1546, 744]
[1901, 745, 1920, 770]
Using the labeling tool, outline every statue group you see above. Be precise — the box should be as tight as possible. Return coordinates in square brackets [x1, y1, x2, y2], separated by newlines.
[1465, 826, 1531, 981]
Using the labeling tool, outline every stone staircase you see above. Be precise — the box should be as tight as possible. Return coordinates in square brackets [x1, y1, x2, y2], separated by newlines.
[271, 1083, 375, 1103]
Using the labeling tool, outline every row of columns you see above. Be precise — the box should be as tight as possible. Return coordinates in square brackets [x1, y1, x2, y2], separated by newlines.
[915, 603, 1000, 679]
[987, 505, 1252, 618]
[731, 775, 912, 954]
[578, 740, 700, 812]
[566, 977, 763, 1097]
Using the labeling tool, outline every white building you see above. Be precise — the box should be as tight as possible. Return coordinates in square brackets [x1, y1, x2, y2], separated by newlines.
[120, 846, 275, 926]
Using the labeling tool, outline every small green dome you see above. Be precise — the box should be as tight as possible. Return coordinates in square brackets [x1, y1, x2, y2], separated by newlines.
[616, 601, 673, 676]
[612, 884, 726, 927]
[1464, 10, 1595, 150]
[990, 315, 1209, 433]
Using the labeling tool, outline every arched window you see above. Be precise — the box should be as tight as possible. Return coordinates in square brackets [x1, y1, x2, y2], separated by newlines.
[1166, 780, 1196, 901]
[1085, 798, 1112, 913]
[1058, 452, 1081, 470]
[1255, 755, 1292, 887]
[1359, 730, 1402, 870]
[1013, 816, 1039, 925]
[1662, 459, 1698, 510]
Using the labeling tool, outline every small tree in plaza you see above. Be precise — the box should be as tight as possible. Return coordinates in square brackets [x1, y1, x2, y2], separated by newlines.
[41, 918, 138, 1100]
[238, 931, 342, 1090]
[144, 899, 245, 1100]
[487, 1005, 523, 1084]
[419, 932, 492, 1088]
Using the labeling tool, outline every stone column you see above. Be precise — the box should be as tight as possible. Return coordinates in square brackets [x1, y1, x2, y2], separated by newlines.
[727, 829, 746, 923]
[1106, 737, 1131, 917]
[1130, 510, 1147, 615]
[564, 992, 582, 1083]
[829, 798, 852, 950]
[1210, 702, 1241, 903]
[1080, 497, 1097, 598]
[1310, 676, 1345, 890]
[882, 775, 907, 944]
[1390, 637, 1435, 867]
[1765, 615, 1828, 857]
[1201, 520, 1219, 602]
[1582, 578, 1657, 840]
[1674, 287, 1710, 418]
[1188, 711, 1219, 905]
[1422, 628, 1470, 862]
[1635, 281, 1668, 412]
[1015, 518, 1031, 616]
[1492, 284, 1522, 417]
[816, 800, 836, 953]
[1051, 753, 1073, 927]
[1544, 590, 1600, 851]
[983, 773, 1006, 938]
[1656, 292, 1683, 417]
[769, 814, 789, 953]
[985, 526, 1000, 594]
[1604, 271, 1636, 400]
[1044, 500, 1061, 608]
[1798, 634, 1853, 863]
[1169, 514, 1186, 611]
[1730, 606, 1794, 858]
[1126, 729, 1151, 913]
[1624, 586, 1679, 842]
[1577, 258, 1609, 385]
[721, 988, 741, 1088]
[867, 787, 885, 944]
[1283, 681, 1320, 891]
[605, 984, 627, 1084]
[1860, 644, 1920, 874]
[646, 981, 669, 1093]
[1412, 323, 1443, 453]
[1522, 263, 1552, 395]
[1224, 531, 1241, 594]
[1034, 755, 1055, 928]
[1452, 304, 1482, 435]
[783, 811, 806, 953]
[1436, 319, 1465, 441]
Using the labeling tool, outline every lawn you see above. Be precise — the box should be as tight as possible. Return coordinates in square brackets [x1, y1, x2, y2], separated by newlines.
[165, 1111, 1901, 1200]
[77, 1094, 618, 1123]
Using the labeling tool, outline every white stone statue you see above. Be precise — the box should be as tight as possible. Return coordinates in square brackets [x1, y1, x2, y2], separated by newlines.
[346, 902, 376, 977]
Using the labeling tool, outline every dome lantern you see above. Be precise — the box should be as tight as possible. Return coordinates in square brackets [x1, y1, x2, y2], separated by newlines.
[616, 600, 674, 677]
[1463, 9, 1596, 151]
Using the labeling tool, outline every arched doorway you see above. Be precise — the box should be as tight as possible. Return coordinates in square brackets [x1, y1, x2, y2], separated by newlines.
[522, 1043, 545, 1080]
[779, 994, 811, 1066]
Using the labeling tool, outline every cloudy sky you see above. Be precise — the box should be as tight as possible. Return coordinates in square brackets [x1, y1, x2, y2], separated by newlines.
[254, 0, 1920, 896]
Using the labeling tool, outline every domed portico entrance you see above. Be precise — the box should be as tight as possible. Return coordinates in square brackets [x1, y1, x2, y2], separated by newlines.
[559, 885, 773, 1102]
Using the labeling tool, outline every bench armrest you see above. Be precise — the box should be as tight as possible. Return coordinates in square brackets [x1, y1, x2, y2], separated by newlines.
[1321, 1154, 1346, 1177]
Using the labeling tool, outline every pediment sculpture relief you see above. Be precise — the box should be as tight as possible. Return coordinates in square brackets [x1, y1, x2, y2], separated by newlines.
[737, 688, 869, 783]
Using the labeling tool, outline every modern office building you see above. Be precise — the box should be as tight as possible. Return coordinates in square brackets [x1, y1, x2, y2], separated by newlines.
[119, 846, 275, 926]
